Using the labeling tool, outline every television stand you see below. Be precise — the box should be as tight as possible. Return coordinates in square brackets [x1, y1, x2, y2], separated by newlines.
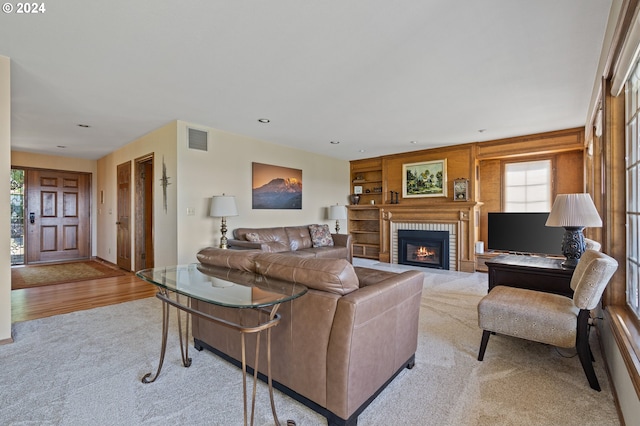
[485, 254, 574, 298]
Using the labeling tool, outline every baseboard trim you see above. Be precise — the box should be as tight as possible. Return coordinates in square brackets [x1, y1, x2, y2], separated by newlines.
[0, 335, 14, 345]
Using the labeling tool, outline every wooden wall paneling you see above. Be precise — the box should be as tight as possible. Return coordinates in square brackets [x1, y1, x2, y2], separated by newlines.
[350, 128, 585, 266]
[382, 144, 475, 206]
[555, 150, 585, 194]
[478, 159, 501, 247]
[475, 128, 584, 159]
[602, 83, 627, 306]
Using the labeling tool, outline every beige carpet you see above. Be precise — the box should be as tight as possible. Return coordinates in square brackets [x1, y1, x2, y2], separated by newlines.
[11, 260, 126, 290]
[0, 262, 620, 425]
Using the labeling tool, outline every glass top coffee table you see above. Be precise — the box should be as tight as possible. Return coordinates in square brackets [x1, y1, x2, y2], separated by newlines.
[136, 263, 308, 426]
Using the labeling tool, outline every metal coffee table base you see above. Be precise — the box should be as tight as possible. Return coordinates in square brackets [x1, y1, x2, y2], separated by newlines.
[142, 289, 283, 426]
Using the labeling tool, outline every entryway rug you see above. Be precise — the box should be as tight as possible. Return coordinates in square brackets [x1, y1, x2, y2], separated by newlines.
[11, 261, 126, 290]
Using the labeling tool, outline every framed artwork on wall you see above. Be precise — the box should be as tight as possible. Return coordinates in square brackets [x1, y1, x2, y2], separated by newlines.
[453, 178, 469, 201]
[402, 159, 447, 198]
[252, 162, 302, 209]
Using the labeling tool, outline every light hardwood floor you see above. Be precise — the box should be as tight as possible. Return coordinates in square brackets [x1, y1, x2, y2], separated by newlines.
[11, 271, 157, 323]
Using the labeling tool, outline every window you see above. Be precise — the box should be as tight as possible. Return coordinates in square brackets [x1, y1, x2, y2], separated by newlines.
[10, 169, 24, 265]
[625, 61, 640, 319]
[504, 160, 552, 212]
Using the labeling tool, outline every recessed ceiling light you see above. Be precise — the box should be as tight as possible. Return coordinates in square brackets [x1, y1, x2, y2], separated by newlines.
[359, 149, 366, 153]
[57, 145, 67, 149]
[410, 141, 417, 144]
[77, 124, 90, 128]
[478, 129, 486, 133]
[258, 118, 270, 123]
[330, 141, 340, 144]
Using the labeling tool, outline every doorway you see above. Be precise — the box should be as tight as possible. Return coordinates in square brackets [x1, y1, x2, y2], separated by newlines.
[116, 161, 131, 271]
[24, 169, 91, 264]
[135, 155, 154, 271]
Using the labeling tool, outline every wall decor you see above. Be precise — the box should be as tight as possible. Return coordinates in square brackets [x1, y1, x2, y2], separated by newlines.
[252, 162, 302, 209]
[402, 160, 447, 198]
[160, 156, 171, 213]
[453, 178, 469, 201]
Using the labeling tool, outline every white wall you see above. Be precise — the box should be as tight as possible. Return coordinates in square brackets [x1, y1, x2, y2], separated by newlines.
[175, 120, 350, 264]
[95, 120, 350, 268]
[0, 55, 11, 343]
[96, 121, 178, 267]
[602, 317, 640, 422]
[11, 151, 98, 257]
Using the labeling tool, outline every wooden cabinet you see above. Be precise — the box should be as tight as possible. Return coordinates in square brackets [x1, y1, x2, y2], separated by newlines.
[351, 158, 383, 205]
[486, 255, 574, 298]
[348, 206, 380, 259]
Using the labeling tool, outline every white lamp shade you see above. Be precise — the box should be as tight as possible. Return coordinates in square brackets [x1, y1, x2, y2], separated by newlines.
[328, 205, 347, 220]
[545, 193, 602, 227]
[209, 195, 238, 217]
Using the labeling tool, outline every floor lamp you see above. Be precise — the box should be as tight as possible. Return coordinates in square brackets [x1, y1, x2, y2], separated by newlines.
[210, 194, 238, 249]
[545, 193, 602, 268]
[328, 204, 347, 234]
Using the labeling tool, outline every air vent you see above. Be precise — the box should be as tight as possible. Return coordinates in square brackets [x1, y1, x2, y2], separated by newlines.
[188, 128, 208, 151]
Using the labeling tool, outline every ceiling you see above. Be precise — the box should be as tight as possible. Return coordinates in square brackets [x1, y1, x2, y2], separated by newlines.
[0, 1, 612, 161]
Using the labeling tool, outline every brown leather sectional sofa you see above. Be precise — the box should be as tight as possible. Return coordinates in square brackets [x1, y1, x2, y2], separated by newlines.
[227, 225, 352, 262]
[193, 248, 424, 426]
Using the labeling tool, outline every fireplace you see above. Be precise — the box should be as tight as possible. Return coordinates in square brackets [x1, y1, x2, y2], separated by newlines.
[398, 230, 450, 270]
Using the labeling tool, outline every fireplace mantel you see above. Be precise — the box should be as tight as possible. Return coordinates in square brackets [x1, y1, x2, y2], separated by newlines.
[379, 202, 482, 272]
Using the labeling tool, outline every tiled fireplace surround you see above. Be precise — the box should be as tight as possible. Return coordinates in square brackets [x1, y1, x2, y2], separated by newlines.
[380, 202, 481, 273]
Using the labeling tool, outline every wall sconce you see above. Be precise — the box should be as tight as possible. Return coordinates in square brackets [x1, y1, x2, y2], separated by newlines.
[209, 194, 238, 249]
[545, 193, 602, 268]
[328, 204, 347, 234]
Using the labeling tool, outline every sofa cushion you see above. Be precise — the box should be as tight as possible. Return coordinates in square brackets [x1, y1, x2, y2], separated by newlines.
[196, 247, 260, 272]
[309, 224, 334, 248]
[254, 253, 359, 295]
[285, 226, 314, 251]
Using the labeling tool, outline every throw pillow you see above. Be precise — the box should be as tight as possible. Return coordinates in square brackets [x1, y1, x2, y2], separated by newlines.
[245, 232, 262, 242]
[309, 224, 334, 248]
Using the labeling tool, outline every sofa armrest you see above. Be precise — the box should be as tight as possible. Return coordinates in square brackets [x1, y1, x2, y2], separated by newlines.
[331, 233, 352, 262]
[227, 239, 266, 250]
[326, 270, 423, 419]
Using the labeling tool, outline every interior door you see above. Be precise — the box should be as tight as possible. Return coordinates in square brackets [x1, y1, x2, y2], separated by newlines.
[135, 155, 154, 271]
[26, 169, 91, 264]
[117, 161, 132, 271]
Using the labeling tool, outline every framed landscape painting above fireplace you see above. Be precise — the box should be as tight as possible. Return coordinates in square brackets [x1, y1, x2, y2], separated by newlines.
[402, 159, 447, 198]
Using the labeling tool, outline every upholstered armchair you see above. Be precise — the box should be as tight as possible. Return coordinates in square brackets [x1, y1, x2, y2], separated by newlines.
[476, 250, 618, 391]
[584, 238, 601, 252]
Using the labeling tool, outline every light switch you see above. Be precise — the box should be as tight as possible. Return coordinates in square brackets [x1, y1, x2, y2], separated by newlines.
[186, 208, 195, 216]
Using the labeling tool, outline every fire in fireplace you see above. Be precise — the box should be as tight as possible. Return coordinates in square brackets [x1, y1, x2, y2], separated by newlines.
[398, 230, 450, 270]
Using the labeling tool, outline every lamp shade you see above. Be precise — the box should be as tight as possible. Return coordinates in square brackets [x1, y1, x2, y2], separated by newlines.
[328, 204, 347, 220]
[209, 195, 238, 217]
[545, 193, 602, 227]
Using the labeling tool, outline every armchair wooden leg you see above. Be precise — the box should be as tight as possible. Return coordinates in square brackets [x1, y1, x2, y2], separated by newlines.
[576, 310, 601, 391]
[478, 330, 491, 361]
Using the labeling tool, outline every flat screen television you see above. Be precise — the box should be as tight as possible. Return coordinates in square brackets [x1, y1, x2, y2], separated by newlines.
[487, 212, 565, 256]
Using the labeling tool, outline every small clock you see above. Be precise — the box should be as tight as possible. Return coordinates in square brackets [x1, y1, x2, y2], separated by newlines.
[453, 178, 469, 201]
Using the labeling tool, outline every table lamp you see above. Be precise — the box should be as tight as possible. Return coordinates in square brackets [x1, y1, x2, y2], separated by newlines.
[210, 194, 238, 249]
[545, 193, 602, 268]
[328, 204, 347, 233]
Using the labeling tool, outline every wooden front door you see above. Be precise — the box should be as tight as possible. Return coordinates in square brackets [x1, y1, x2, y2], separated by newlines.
[26, 169, 91, 264]
[117, 161, 132, 271]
